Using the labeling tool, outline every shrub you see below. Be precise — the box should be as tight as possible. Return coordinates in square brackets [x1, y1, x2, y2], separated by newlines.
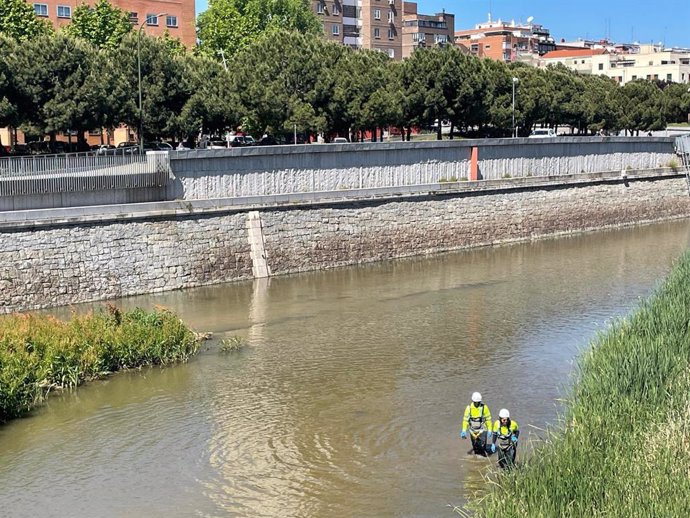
[0, 307, 198, 422]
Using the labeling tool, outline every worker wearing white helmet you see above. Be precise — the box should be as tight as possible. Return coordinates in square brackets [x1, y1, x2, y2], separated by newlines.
[490, 408, 520, 469]
[460, 392, 493, 455]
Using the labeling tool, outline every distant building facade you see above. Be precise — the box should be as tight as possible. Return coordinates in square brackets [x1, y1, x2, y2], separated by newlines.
[454, 17, 555, 63]
[312, 0, 454, 60]
[27, 0, 196, 47]
[540, 44, 690, 85]
[314, 0, 403, 59]
[401, 2, 454, 59]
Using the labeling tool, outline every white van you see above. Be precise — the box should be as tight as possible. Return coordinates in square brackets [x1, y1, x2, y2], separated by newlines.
[529, 128, 557, 138]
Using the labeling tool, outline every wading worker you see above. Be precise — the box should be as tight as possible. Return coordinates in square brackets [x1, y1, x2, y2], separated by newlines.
[490, 408, 520, 469]
[460, 392, 492, 455]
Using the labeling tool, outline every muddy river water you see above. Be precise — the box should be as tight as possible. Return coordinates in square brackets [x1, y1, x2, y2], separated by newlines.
[1, 220, 689, 517]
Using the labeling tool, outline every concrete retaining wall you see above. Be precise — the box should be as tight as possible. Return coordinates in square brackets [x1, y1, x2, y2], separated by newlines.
[167, 137, 676, 199]
[1, 170, 688, 313]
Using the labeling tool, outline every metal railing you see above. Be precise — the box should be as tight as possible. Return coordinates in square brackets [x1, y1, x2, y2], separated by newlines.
[0, 150, 171, 197]
[0, 150, 148, 177]
[674, 135, 690, 195]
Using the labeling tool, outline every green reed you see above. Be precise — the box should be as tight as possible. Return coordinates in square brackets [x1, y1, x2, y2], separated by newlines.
[468, 251, 690, 517]
[0, 305, 198, 423]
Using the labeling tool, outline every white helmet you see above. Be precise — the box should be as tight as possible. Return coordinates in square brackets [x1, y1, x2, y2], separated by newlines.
[471, 392, 482, 403]
[499, 408, 510, 419]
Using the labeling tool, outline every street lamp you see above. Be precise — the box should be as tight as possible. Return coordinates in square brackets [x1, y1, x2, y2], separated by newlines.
[512, 76, 519, 138]
[137, 13, 166, 154]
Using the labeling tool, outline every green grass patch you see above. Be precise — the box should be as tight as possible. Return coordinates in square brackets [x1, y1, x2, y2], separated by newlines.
[0, 305, 199, 423]
[468, 251, 690, 517]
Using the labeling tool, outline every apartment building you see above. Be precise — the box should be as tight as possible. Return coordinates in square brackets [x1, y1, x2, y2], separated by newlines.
[454, 17, 555, 63]
[541, 44, 690, 85]
[313, 0, 414, 60]
[401, 2, 454, 59]
[27, 0, 196, 47]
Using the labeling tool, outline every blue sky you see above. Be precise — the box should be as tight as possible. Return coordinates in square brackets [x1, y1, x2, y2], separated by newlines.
[195, 0, 690, 48]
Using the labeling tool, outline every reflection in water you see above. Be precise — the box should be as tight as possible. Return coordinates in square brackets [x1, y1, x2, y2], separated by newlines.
[1, 221, 689, 517]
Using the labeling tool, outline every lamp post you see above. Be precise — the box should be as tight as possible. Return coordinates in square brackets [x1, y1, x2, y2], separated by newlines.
[137, 13, 166, 154]
[512, 76, 519, 138]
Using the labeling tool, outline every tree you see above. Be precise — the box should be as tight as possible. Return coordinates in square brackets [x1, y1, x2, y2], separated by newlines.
[13, 33, 108, 148]
[401, 47, 456, 139]
[197, 0, 321, 59]
[620, 80, 666, 134]
[231, 30, 334, 136]
[178, 56, 240, 140]
[0, 0, 52, 41]
[662, 82, 690, 124]
[114, 32, 190, 140]
[64, 0, 131, 50]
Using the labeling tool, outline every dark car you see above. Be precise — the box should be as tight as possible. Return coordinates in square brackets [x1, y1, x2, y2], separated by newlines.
[258, 135, 283, 146]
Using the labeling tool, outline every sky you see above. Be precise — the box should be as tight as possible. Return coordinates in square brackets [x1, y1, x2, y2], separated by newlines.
[194, 0, 690, 48]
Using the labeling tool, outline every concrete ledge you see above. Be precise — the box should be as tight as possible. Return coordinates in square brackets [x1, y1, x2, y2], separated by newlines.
[0, 168, 682, 231]
[170, 136, 676, 159]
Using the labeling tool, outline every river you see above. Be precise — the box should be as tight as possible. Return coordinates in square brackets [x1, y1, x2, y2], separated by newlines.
[1, 220, 689, 517]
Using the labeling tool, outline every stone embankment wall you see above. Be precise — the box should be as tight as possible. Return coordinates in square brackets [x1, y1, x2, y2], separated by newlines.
[1, 171, 689, 313]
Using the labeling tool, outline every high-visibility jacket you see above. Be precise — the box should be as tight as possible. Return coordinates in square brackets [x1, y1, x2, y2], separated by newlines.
[492, 419, 519, 450]
[462, 403, 492, 434]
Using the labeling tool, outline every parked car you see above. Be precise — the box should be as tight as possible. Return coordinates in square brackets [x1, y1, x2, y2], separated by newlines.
[332, 137, 349, 143]
[207, 140, 228, 149]
[258, 135, 280, 146]
[529, 128, 557, 138]
[243, 136, 257, 146]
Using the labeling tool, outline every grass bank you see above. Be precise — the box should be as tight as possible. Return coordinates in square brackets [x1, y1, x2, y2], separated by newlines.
[0, 306, 198, 423]
[469, 252, 690, 517]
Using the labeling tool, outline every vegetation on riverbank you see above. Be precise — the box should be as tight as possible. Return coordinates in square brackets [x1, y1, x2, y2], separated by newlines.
[469, 251, 690, 517]
[0, 306, 198, 423]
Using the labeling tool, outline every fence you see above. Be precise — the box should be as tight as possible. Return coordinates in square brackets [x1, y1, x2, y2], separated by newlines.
[0, 151, 171, 197]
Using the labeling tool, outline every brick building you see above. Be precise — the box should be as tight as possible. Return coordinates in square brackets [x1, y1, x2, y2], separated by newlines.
[401, 2, 454, 59]
[454, 16, 554, 63]
[29, 0, 196, 47]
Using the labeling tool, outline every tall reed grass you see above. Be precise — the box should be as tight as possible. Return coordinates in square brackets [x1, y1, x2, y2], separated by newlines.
[469, 252, 690, 517]
[0, 305, 198, 423]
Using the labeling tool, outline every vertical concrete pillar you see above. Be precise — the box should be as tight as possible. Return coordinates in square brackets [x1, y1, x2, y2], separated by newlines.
[246, 211, 271, 278]
[470, 146, 479, 181]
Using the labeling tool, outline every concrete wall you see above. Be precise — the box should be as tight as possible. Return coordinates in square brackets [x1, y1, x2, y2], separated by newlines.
[168, 137, 676, 199]
[1, 171, 689, 313]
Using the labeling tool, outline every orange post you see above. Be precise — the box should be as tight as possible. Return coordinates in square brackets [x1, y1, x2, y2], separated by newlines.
[469, 146, 479, 181]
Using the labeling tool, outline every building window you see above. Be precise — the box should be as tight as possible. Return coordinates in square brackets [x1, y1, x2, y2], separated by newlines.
[412, 32, 425, 42]
[129, 12, 138, 23]
[598, 63, 603, 70]
[388, 28, 394, 39]
[317, 2, 324, 14]
[484, 44, 491, 50]
[332, 24, 339, 36]
[33, 3, 48, 16]
[374, 9, 381, 20]
[166, 15, 177, 27]
[332, 3, 339, 15]
[374, 27, 380, 39]
[470, 43, 479, 52]
[146, 14, 159, 25]
[632, 75, 637, 80]
[667, 73, 673, 81]
[57, 5, 71, 18]
[387, 48, 395, 58]
[387, 10, 394, 23]
[434, 34, 446, 44]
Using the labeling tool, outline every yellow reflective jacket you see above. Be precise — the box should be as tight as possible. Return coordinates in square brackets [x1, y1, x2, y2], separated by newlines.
[462, 403, 492, 433]
[492, 419, 519, 449]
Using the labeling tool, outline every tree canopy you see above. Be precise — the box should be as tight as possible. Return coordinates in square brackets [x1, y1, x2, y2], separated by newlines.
[64, 0, 132, 50]
[197, 0, 321, 59]
[0, 0, 52, 41]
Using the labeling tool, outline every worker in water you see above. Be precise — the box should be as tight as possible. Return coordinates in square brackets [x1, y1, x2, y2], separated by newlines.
[460, 392, 492, 455]
[490, 408, 520, 469]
